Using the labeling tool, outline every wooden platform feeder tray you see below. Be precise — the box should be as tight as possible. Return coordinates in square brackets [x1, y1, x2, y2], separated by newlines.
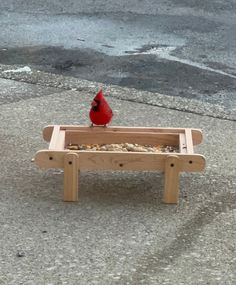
[34, 125, 206, 204]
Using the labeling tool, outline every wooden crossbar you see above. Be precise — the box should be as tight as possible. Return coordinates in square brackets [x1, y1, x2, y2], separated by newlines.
[35, 150, 205, 172]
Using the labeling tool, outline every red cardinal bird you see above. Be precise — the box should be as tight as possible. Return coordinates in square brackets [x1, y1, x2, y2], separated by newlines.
[89, 89, 113, 126]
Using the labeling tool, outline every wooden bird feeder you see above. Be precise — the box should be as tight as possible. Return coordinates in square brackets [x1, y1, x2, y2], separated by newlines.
[34, 125, 206, 204]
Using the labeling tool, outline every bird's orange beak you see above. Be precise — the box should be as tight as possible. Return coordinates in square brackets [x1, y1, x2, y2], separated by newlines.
[91, 100, 98, 107]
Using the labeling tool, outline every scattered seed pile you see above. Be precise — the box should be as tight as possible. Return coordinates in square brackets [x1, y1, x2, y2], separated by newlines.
[66, 143, 178, 153]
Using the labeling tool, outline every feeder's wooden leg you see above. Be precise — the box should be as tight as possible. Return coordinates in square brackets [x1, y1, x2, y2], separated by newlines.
[163, 155, 180, 204]
[64, 153, 79, 202]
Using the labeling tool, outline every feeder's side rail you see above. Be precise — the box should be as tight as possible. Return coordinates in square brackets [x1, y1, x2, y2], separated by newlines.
[43, 125, 203, 145]
[35, 150, 205, 172]
[179, 129, 195, 154]
[49, 126, 65, 150]
[179, 133, 187, 153]
[185, 129, 194, 154]
[65, 130, 180, 146]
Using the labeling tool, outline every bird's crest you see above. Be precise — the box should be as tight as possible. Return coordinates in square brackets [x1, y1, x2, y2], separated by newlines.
[94, 89, 104, 101]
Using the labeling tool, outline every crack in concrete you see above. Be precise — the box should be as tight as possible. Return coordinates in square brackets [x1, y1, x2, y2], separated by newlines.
[118, 190, 236, 284]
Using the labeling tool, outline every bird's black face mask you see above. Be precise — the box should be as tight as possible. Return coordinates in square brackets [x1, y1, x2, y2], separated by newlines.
[91, 99, 100, 111]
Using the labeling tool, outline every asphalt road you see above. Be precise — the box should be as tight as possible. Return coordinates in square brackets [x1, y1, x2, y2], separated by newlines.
[0, 0, 236, 110]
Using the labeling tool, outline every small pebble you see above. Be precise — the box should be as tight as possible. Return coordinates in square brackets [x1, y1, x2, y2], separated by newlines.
[133, 147, 148, 152]
[16, 251, 25, 258]
[67, 145, 79, 150]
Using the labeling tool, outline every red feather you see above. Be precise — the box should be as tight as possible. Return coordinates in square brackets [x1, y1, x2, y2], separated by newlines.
[89, 90, 113, 125]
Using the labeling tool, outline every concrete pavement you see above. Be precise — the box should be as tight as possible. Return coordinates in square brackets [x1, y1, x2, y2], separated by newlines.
[0, 64, 235, 121]
[0, 73, 235, 284]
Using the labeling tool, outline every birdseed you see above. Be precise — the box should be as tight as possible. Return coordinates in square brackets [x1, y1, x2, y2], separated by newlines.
[66, 143, 178, 153]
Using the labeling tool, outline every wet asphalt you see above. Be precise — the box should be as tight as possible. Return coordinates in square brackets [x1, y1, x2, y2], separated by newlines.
[0, 1, 235, 110]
